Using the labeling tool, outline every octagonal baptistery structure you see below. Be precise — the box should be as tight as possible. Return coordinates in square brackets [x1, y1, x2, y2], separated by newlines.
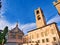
[6, 23, 24, 45]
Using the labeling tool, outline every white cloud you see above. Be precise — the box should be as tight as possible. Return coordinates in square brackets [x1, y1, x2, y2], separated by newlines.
[58, 25, 60, 30]
[0, 17, 15, 30]
[0, 0, 7, 18]
[0, 0, 17, 30]
[0, 0, 36, 34]
[0, 0, 37, 34]
[21, 23, 36, 34]
[47, 14, 60, 24]
[47, 14, 60, 30]
[0, 16, 36, 34]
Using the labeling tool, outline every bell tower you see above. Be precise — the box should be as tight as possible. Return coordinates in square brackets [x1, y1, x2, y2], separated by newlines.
[34, 8, 46, 28]
[53, 0, 60, 15]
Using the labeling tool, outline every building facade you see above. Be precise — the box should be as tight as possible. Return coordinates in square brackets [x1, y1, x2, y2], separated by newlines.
[23, 8, 60, 45]
[6, 23, 24, 45]
[53, 0, 60, 15]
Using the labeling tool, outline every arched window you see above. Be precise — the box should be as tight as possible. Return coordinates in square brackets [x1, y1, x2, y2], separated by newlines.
[37, 15, 41, 20]
[36, 10, 39, 14]
[41, 32, 44, 37]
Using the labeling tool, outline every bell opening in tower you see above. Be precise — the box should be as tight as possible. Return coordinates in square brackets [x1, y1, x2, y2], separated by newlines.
[37, 15, 41, 20]
[36, 10, 39, 14]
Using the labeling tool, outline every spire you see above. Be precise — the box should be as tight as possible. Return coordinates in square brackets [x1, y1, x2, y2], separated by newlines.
[16, 21, 18, 28]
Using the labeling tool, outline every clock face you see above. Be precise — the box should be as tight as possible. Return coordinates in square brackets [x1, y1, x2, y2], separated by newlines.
[37, 15, 41, 20]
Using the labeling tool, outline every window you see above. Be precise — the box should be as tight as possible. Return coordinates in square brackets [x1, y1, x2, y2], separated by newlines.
[32, 41, 34, 43]
[45, 30, 48, 36]
[46, 44, 49, 45]
[37, 33, 39, 38]
[55, 44, 58, 45]
[45, 32, 48, 36]
[29, 35, 31, 40]
[46, 38, 49, 42]
[10, 33, 16, 39]
[31, 44, 33, 45]
[12, 33, 16, 35]
[35, 42, 39, 45]
[41, 32, 44, 37]
[18, 43, 20, 45]
[53, 37, 56, 41]
[35, 41, 37, 43]
[32, 35, 34, 39]
[37, 40, 40, 43]
[18, 36, 22, 39]
[51, 28, 55, 34]
[10, 35, 16, 39]
[13, 35, 16, 39]
[37, 15, 41, 20]
[29, 41, 31, 43]
[36, 10, 39, 14]
[42, 39, 45, 43]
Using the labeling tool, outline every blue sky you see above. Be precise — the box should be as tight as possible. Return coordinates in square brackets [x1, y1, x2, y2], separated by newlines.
[0, 0, 60, 34]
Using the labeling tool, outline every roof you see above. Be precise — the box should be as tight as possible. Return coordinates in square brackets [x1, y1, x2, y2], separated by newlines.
[9, 24, 24, 35]
[28, 22, 57, 33]
[11, 27, 23, 33]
